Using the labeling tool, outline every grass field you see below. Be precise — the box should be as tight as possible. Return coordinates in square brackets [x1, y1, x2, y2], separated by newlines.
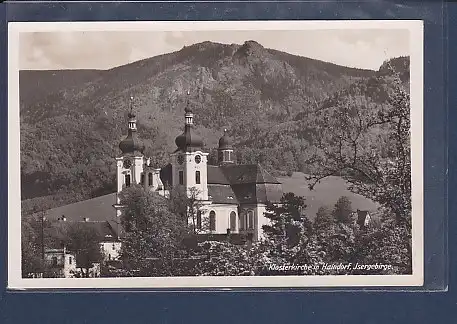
[277, 172, 378, 219]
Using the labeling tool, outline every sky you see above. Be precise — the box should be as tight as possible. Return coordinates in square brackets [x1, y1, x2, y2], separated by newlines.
[19, 29, 410, 71]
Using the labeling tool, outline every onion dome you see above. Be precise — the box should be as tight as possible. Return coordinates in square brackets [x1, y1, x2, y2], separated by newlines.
[218, 129, 232, 150]
[119, 97, 144, 155]
[175, 125, 203, 152]
[119, 131, 145, 155]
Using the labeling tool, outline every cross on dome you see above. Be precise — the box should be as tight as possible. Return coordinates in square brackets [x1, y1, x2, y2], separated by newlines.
[128, 95, 136, 118]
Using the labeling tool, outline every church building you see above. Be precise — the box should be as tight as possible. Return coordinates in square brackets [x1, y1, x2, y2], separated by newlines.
[115, 97, 283, 242]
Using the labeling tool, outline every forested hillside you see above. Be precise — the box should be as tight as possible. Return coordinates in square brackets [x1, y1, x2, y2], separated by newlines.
[19, 40, 409, 211]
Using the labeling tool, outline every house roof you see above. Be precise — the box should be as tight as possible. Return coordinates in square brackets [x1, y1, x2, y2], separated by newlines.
[46, 220, 119, 244]
[44, 192, 117, 223]
[356, 210, 370, 226]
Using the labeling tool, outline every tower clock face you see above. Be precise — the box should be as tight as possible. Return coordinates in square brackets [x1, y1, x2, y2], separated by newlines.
[177, 155, 184, 165]
[123, 159, 132, 169]
[195, 155, 201, 164]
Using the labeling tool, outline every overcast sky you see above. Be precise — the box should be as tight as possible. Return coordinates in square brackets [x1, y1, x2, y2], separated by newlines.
[19, 29, 410, 71]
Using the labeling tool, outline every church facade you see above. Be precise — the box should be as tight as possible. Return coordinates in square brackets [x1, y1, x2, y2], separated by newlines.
[115, 99, 283, 242]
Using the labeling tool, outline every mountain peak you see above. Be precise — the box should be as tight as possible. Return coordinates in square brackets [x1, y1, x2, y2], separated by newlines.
[243, 40, 264, 49]
[233, 40, 266, 59]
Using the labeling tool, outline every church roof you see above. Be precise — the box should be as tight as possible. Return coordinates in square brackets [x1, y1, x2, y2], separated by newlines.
[159, 163, 281, 187]
[219, 164, 281, 185]
[207, 165, 231, 184]
[230, 183, 283, 204]
[41, 163, 282, 229]
[208, 184, 239, 204]
[174, 124, 203, 152]
[218, 129, 233, 150]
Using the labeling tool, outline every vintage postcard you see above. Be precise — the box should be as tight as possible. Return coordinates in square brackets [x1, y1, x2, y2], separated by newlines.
[8, 20, 423, 289]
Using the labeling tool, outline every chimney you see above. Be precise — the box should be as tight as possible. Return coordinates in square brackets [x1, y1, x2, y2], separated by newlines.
[61, 215, 66, 222]
[83, 217, 89, 222]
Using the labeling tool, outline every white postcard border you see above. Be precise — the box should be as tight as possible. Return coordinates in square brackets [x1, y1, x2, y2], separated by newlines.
[8, 20, 424, 289]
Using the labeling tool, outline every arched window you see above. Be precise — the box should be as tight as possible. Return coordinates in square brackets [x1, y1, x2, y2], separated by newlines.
[140, 174, 145, 185]
[195, 171, 201, 184]
[209, 211, 216, 231]
[179, 171, 184, 185]
[125, 174, 131, 187]
[196, 211, 202, 230]
[230, 211, 237, 232]
[239, 213, 246, 231]
[247, 210, 254, 230]
[148, 172, 153, 186]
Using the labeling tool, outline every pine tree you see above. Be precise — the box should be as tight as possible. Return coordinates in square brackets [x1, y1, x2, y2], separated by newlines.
[332, 196, 353, 224]
[262, 192, 312, 263]
[314, 205, 334, 231]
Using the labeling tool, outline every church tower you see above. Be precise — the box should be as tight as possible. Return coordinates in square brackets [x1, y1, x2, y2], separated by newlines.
[218, 129, 234, 165]
[172, 91, 209, 200]
[116, 97, 145, 195]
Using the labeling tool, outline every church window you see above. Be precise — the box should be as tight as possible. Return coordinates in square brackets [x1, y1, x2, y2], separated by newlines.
[239, 214, 246, 231]
[125, 174, 131, 187]
[148, 172, 153, 186]
[247, 211, 254, 230]
[69, 257, 72, 265]
[197, 211, 202, 230]
[230, 212, 237, 232]
[195, 171, 201, 184]
[140, 174, 145, 185]
[209, 211, 216, 231]
[179, 171, 184, 185]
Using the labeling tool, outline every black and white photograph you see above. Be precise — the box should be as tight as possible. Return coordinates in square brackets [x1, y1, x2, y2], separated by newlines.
[8, 21, 423, 289]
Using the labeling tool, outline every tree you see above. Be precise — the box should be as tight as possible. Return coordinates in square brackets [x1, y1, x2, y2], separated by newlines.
[21, 215, 45, 277]
[307, 65, 412, 273]
[308, 71, 411, 225]
[192, 241, 254, 276]
[314, 205, 334, 231]
[118, 185, 188, 276]
[21, 201, 55, 278]
[168, 186, 206, 234]
[261, 192, 316, 272]
[332, 196, 353, 224]
[63, 223, 103, 278]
